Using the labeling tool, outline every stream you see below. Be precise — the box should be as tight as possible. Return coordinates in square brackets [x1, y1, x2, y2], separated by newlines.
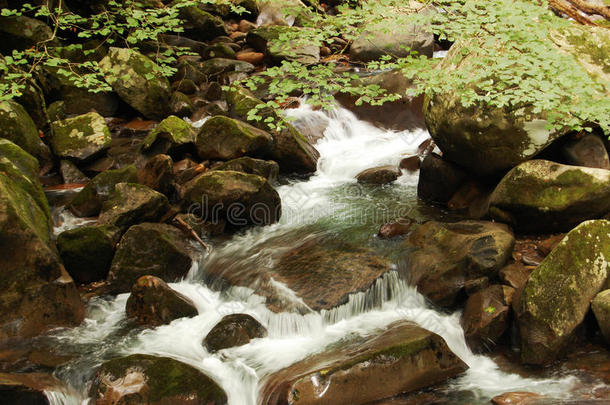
[44, 104, 605, 404]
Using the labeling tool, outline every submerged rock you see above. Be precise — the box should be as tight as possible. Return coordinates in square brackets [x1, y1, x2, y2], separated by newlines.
[89, 354, 227, 404]
[126, 276, 198, 327]
[0, 100, 44, 158]
[378, 218, 416, 239]
[212, 157, 279, 182]
[49, 112, 112, 162]
[592, 290, 610, 345]
[99, 183, 170, 229]
[203, 314, 267, 353]
[196, 116, 273, 160]
[107, 223, 193, 294]
[401, 220, 515, 307]
[491, 392, 544, 405]
[518, 220, 610, 365]
[488, 160, 610, 233]
[356, 165, 401, 185]
[259, 321, 467, 405]
[57, 225, 121, 284]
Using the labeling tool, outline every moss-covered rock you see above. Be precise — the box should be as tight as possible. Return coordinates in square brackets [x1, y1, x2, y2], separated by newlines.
[401, 220, 515, 308]
[0, 15, 55, 53]
[488, 160, 610, 233]
[212, 157, 279, 182]
[0, 100, 44, 158]
[196, 116, 273, 160]
[518, 220, 610, 365]
[178, 5, 228, 40]
[98, 183, 170, 229]
[99, 47, 171, 120]
[203, 314, 267, 353]
[226, 87, 319, 173]
[203, 43, 236, 60]
[247, 26, 320, 64]
[256, 0, 313, 27]
[125, 275, 198, 327]
[57, 225, 121, 284]
[69, 165, 138, 217]
[200, 58, 255, 77]
[592, 290, 610, 345]
[259, 321, 466, 405]
[107, 223, 193, 294]
[89, 354, 227, 404]
[182, 170, 281, 227]
[169, 91, 194, 117]
[424, 26, 610, 176]
[49, 112, 111, 162]
[141, 115, 197, 156]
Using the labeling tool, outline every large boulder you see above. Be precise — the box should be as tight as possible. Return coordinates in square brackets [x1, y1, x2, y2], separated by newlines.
[140, 115, 197, 156]
[182, 170, 281, 227]
[0, 100, 44, 158]
[259, 321, 467, 405]
[417, 153, 467, 204]
[125, 275, 198, 327]
[424, 26, 610, 176]
[196, 116, 273, 160]
[488, 160, 610, 233]
[247, 26, 320, 64]
[69, 165, 138, 217]
[57, 225, 121, 285]
[178, 5, 227, 40]
[518, 220, 610, 365]
[0, 140, 84, 339]
[592, 290, 610, 345]
[212, 157, 279, 182]
[89, 354, 227, 404]
[107, 223, 193, 294]
[401, 220, 515, 307]
[98, 183, 170, 229]
[561, 133, 610, 169]
[99, 47, 171, 120]
[0, 372, 64, 405]
[49, 112, 112, 162]
[227, 87, 319, 174]
[0, 15, 54, 53]
[203, 314, 267, 353]
[199, 58, 255, 77]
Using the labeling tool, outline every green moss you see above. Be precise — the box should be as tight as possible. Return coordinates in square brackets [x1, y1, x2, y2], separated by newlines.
[50, 112, 111, 161]
[196, 116, 273, 160]
[565, 29, 610, 74]
[141, 115, 196, 151]
[0, 100, 41, 157]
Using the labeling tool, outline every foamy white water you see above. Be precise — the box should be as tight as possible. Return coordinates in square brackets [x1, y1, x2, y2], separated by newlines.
[47, 104, 584, 405]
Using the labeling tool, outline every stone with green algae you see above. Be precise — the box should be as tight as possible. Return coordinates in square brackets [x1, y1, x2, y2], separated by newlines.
[141, 115, 197, 155]
[0, 100, 43, 158]
[98, 183, 170, 230]
[50, 112, 111, 162]
[196, 116, 273, 160]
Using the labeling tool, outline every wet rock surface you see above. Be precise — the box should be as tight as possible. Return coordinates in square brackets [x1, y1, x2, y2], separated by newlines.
[203, 314, 267, 353]
[356, 165, 401, 185]
[98, 182, 170, 229]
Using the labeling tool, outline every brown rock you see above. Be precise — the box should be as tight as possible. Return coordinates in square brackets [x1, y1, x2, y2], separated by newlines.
[399, 155, 420, 172]
[417, 153, 466, 204]
[238, 19, 257, 33]
[562, 133, 610, 169]
[203, 314, 267, 353]
[137, 154, 175, 196]
[491, 391, 543, 405]
[356, 165, 401, 185]
[378, 218, 416, 239]
[499, 263, 533, 290]
[236, 51, 265, 65]
[0, 372, 65, 405]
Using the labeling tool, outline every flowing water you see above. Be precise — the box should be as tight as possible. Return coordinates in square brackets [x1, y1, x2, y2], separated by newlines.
[45, 104, 604, 404]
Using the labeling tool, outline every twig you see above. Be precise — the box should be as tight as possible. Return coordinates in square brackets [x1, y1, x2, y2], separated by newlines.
[173, 216, 211, 252]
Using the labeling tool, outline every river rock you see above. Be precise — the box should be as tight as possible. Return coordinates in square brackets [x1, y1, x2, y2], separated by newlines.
[499, 263, 533, 290]
[212, 157, 279, 182]
[141, 115, 197, 156]
[256, 0, 312, 27]
[247, 26, 320, 64]
[417, 153, 467, 204]
[259, 321, 467, 405]
[0, 15, 54, 53]
[227, 87, 319, 174]
[99, 183, 170, 229]
[424, 27, 610, 176]
[592, 290, 610, 345]
[356, 165, 401, 185]
[200, 58, 255, 77]
[89, 354, 227, 405]
[169, 91, 194, 117]
[518, 220, 610, 365]
[57, 225, 121, 285]
[401, 220, 515, 307]
[69, 165, 138, 217]
[488, 160, 610, 233]
[49, 112, 111, 162]
[138, 154, 175, 196]
[179, 5, 228, 40]
[196, 116, 273, 160]
[106, 223, 193, 294]
[202, 43, 236, 60]
[0, 140, 84, 339]
[491, 392, 544, 405]
[378, 218, 417, 239]
[126, 276, 198, 327]
[562, 133, 610, 169]
[461, 285, 515, 352]
[99, 47, 171, 120]
[0, 372, 64, 405]
[0, 100, 44, 158]
[59, 160, 89, 184]
[203, 314, 267, 353]
[350, 21, 433, 62]
[182, 170, 281, 227]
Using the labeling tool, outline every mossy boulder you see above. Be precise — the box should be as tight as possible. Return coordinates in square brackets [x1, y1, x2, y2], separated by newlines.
[69, 165, 138, 217]
[178, 5, 228, 40]
[0, 100, 44, 158]
[107, 223, 193, 294]
[99, 47, 171, 120]
[212, 157, 279, 182]
[203, 314, 267, 353]
[89, 354, 227, 404]
[488, 160, 610, 233]
[99, 183, 170, 230]
[141, 115, 197, 156]
[200, 58, 255, 77]
[259, 321, 467, 405]
[424, 26, 610, 176]
[401, 220, 515, 308]
[256, 0, 313, 27]
[518, 220, 610, 365]
[49, 112, 112, 162]
[182, 170, 281, 227]
[0, 15, 55, 53]
[202, 43, 236, 60]
[196, 116, 273, 160]
[126, 275, 198, 327]
[57, 225, 121, 284]
[226, 87, 319, 174]
[356, 165, 401, 185]
[592, 290, 610, 345]
[247, 26, 320, 64]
